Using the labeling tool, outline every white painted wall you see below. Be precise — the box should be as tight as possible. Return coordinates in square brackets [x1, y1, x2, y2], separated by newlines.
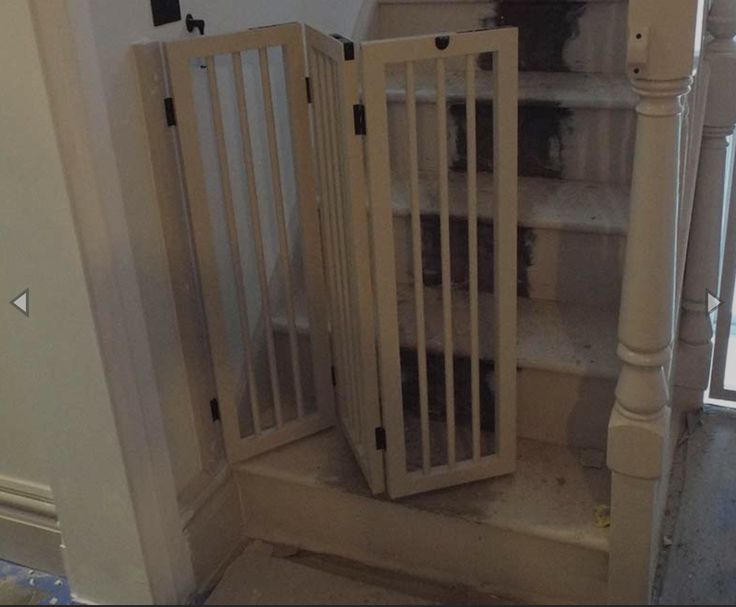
[77, 0, 371, 492]
[0, 0, 155, 597]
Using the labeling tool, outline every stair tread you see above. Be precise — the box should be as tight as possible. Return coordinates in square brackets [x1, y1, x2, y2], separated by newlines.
[275, 285, 620, 380]
[392, 172, 629, 234]
[238, 427, 611, 553]
[386, 69, 637, 110]
[395, 284, 619, 379]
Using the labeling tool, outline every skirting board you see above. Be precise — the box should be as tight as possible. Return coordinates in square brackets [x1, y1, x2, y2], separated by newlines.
[0, 475, 63, 575]
[181, 464, 245, 596]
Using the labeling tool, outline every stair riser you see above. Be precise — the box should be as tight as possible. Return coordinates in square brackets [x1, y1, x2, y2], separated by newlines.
[274, 333, 613, 450]
[377, 0, 627, 74]
[387, 101, 636, 184]
[392, 216, 625, 305]
[237, 470, 609, 604]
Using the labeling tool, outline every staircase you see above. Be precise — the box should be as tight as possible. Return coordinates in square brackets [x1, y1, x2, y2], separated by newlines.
[237, 0, 633, 602]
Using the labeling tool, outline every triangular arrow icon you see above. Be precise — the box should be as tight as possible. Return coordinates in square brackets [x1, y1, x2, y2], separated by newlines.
[10, 289, 29, 317]
[707, 289, 722, 315]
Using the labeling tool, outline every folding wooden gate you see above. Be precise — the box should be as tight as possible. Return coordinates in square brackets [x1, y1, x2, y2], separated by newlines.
[165, 23, 518, 498]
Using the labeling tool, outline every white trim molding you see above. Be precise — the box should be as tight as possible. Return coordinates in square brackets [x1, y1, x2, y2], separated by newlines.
[0, 475, 63, 575]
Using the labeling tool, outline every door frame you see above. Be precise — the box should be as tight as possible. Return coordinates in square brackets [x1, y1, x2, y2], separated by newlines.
[30, 1, 195, 602]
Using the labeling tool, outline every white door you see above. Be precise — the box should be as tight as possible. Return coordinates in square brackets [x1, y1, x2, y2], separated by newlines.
[361, 29, 519, 497]
[166, 24, 335, 462]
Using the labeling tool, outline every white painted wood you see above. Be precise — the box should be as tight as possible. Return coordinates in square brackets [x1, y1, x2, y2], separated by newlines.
[464, 55, 481, 463]
[237, 428, 610, 604]
[362, 28, 518, 498]
[305, 26, 385, 494]
[166, 23, 335, 464]
[259, 45, 306, 423]
[133, 42, 225, 488]
[607, 1, 704, 603]
[405, 60, 432, 474]
[710, 144, 736, 401]
[435, 56, 456, 468]
[678, 1, 736, 406]
[29, 1, 195, 602]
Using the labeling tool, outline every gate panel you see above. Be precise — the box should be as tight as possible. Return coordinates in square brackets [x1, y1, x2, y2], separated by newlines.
[305, 27, 385, 493]
[362, 29, 519, 497]
[166, 24, 334, 462]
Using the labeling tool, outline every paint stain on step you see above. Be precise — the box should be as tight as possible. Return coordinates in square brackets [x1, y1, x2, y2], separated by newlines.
[419, 214, 534, 297]
[479, 1, 587, 72]
[450, 101, 571, 180]
[400, 348, 496, 469]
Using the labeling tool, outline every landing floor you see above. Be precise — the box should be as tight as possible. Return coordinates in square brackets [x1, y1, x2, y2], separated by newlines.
[655, 406, 736, 605]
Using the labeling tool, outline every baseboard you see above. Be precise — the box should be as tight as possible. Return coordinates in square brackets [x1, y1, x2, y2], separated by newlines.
[0, 475, 63, 575]
[180, 463, 245, 597]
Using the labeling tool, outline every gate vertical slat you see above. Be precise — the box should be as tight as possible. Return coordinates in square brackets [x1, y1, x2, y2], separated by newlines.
[466, 54, 481, 463]
[405, 61, 431, 474]
[492, 31, 519, 461]
[258, 47, 302, 423]
[305, 26, 385, 493]
[315, 52, 352, 435]
[435, 57, 456, 468]
[328, 57, 365, 442]
[232, 51, 279, 435]
[323, 54, 357, 436]
[206, 55, 263, 433]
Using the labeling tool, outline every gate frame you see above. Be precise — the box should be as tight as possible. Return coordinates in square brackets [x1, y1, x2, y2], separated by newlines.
[361, 28, 519, 498]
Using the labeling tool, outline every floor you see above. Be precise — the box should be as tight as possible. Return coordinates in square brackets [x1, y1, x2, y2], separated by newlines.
[205, 540, 506, 605]
[2, 408, 734, 605]
[654, 405, 736, 605]
[0, 560, 71, 605]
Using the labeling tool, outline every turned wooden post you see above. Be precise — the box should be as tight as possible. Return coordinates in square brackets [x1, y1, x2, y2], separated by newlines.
[607, 1, 703, 603]
[676, 1, 736, 410]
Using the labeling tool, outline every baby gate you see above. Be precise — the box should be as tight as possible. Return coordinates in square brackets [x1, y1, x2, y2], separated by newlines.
[166, 22, 518, 499]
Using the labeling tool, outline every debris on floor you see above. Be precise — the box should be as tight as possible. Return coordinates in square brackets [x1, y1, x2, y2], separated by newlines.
[580, 448, 606, 469]
[0, 560, 71, 605]
[593, 504, 611, 528]
[655, 405, 736, 604]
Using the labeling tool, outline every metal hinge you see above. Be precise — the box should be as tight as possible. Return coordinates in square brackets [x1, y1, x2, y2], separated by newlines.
[353, 104, 366, 135]
[330, 33, 355, 61]
[331, 365, 337, 386]
[210, 398, 220, 422]
[375, 427, 387, 450]
[305, 77, 312, 104]
[164, 96, 176, 126]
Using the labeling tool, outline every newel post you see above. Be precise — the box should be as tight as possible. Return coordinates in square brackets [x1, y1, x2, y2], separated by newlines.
[676, 1, 736, 410]
[607, 1, 703, 603]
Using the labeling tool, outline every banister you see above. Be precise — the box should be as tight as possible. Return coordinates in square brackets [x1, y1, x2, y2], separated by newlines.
[607, 1, 704, 603]
[675, 0, 736, 412]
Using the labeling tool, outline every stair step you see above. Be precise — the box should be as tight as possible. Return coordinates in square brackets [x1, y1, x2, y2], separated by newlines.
[395, 285, 619, 380]
[390, 173, 627, 305]
[385, 70, 637, 183]
[376, 0, 627, 74]
[236, 427, 610, 603]
[274, 287, 617, 449]
[275, 284, 619, 380]
[392, 172, 629, 235]
[385, 70, 637, 111]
